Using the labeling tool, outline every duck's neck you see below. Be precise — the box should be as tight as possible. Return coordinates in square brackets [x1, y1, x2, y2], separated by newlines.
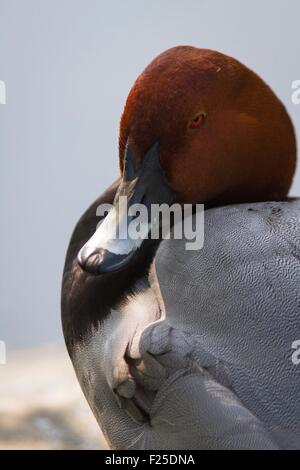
[61, 180, 160, 353]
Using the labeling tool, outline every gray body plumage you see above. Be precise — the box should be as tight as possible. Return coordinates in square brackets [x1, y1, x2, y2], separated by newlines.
[73, 200, 300, 449]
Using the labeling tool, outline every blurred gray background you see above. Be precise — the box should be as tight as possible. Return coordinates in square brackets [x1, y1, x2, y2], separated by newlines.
[1, 0, 300, 351]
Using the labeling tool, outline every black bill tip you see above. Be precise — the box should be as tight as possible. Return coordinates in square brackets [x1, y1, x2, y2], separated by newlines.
[78, 246, 134, 275]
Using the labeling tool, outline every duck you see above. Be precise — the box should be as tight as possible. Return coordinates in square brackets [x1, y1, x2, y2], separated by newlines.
[61, 46, 300, 449]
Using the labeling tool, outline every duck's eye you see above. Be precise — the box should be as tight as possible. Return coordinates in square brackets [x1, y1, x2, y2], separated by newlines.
[189, 112, 206, 129]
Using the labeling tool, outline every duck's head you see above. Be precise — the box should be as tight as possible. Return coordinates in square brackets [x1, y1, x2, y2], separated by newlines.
[78, 46, 296, 274]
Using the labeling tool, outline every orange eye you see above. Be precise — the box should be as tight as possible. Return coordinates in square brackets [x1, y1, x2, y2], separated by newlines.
[189, 112, 206, 129]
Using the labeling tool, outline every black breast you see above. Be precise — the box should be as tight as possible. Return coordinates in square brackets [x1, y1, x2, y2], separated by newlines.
[61, 179, 159, 356]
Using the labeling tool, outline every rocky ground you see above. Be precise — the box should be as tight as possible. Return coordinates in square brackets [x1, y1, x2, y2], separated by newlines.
[0, 345, 108, 449]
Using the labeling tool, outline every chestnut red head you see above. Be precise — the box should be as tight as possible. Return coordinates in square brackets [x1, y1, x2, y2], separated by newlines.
[119, 46, 296, 204]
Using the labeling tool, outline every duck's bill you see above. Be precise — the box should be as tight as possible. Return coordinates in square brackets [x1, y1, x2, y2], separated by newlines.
[77, 142, 175, 274]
